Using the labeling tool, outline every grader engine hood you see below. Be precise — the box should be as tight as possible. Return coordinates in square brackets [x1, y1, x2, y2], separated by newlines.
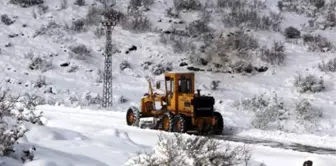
[191, 96, 215, 117]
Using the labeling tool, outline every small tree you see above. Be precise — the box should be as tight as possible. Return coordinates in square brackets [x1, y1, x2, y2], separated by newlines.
[125, 133, 252, 166]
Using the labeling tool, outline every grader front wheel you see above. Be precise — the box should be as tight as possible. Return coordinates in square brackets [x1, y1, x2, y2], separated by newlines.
[161, 112, 174, 132]
[126, 106, 140, 127]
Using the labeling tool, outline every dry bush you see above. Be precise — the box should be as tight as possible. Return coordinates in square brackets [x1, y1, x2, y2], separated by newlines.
[284, 26, 301, 39]
[85, 5, 104, 25]
[294, 74, 325, 93]
[125, 133, 252, 166]
[121, 11, 151, 33]
[201, 30, 259, 71]
[68, 19, 85, 32]
[60, 0, 68, 10]
[260, 41, 286, 65]
[318, 58, 336, 72]
[74, 0, 85, 6]
[33, 75, 47, 88]
[1, 14, 15, 25]
[302, 34, 334, 52]
[151, 62, 173, 75]
[165, 7, 179, 18]
[129, 0, 154, 9]
[236, 93, 289, 130]
[33, 20, 60, 37]
[10, 0, 43, 7]
[0, 88, 41, 161]
[295, 99, 322, 123]
[94, 26, 105, 38]
[173, 0, 202, 12]
[25, 51, 53, 72]
[219, 0, 281, 31]
[120, 60, 131, 71]
[186, 19, 212, 38]
[68, 44, 91, 60]
[160, 33, 192, 53]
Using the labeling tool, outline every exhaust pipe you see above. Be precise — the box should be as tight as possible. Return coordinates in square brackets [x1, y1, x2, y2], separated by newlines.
[197, 89, 201, 96]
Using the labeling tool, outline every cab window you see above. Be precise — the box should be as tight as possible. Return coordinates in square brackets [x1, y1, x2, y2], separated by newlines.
[178, 77, 192, 93]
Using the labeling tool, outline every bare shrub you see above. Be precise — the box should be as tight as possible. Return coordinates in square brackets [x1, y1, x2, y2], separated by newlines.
[33, 75, 47, 88]
[142, 0, 154, 8]
[318, 58, 336, 72]
[68, 19, 85, 32]
[203, 30, 259, 70]
[325, 12, 336, 27]
[128, 0, 142, 9]
[295, 99, 322, 123]
[125, 133, 252, 166]
[68, 44, 91, 60]
[210, 80, 220, 90]
[160, 33, 192, 53]
[120, 60, 131, 71]
[67, 64, 79, 73]
[186, 19, 212, 38]
[217, 0, 247, 9]
[119, 96, 128, 103]
[236, 93, 289, 130]
[121, 12, 151, 33]
[302, 34, 334, 52]
[219, 0, 281, 31]
[80, 92, 102, 106]
[74, 0, 85, 6]
[17, 93, 45, 125]
[165, 8, 179, 18]
[26, 52, 53, 72]
[284, 26, 301, 39]
[222, 7, 282, 31]
[60, 0, 68, 10]
[260, 41, 286, 65]
[37, 4, 48, 15]
[33, 20, 60, 37]
[94, 26, 105, 38]
[0, 88, 37, 160]
[85, 6, 103, 25]
[310, 0, 325, 9]
[95, 69, 103, 83]
[151, 62, 173, 75]
[1, 14, 15, 25]
[173, 0, 202, 11]
[10, 0, 43, 7]
[294, 74, 325, 93]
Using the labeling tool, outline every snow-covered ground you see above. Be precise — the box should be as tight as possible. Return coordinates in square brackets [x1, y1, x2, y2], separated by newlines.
[1, 0, 336, 165]
[1, 105, 335, 166]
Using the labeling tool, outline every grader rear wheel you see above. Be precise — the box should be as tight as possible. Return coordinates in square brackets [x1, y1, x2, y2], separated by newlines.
[173, 114, 188, 133]
[126, 106, 140, 127]
[213, 111, 224, 135]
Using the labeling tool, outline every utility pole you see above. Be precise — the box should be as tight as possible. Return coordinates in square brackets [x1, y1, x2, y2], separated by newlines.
[101, 8, 121, 108]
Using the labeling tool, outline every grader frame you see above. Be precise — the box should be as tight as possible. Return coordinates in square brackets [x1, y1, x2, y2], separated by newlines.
[126, 72, 223, 135]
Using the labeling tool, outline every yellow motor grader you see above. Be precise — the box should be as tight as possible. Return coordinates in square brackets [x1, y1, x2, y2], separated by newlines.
[126, 72, 223, 135]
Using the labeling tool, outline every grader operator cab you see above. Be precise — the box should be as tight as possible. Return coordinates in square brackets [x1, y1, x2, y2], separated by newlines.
[126, 72, 223, 135]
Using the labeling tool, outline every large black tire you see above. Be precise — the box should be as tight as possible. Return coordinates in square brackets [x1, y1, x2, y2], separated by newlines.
[126, 106, 140, 127]
[213, 111, 224, 135]
[161, 112, 174, 132]
[172, 114, 189, 133]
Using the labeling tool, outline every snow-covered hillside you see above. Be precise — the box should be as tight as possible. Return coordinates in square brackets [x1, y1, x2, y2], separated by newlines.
[1, 0, 336, 165]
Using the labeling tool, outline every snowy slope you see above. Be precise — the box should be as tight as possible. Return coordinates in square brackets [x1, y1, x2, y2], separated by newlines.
[1, 0, 336, 165]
